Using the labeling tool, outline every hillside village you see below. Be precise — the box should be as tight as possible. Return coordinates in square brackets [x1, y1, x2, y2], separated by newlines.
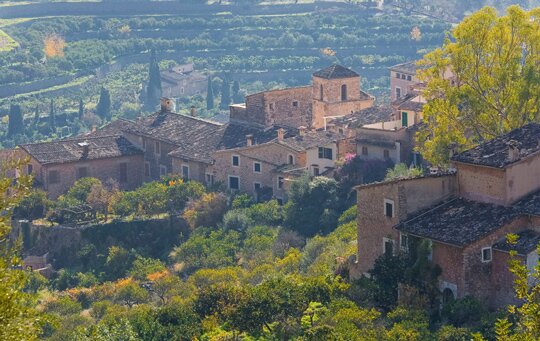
[2, 4, 540, 341]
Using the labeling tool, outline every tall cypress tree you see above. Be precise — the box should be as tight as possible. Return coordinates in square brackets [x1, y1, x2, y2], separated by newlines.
[34, 104, 39, 126]
[145, 49, 162, 111]
[96, 88, 111, 120]
[49, 99, 56, 133]
[232, 80, 242, 103]
[219, 77, 231, 110]
[206, 77, 214, 110]
[78, 99, 84, 119]
[7, 104, 23, 137]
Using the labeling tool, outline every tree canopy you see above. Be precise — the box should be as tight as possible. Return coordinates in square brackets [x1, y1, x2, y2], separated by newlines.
[417, 6, 540, 165]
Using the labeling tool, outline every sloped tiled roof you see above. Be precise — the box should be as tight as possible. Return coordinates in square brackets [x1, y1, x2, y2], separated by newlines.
[493, 230, 540, 256]
[389, 61, 421, 74]
[278, 130, 343, 152]
[452, 123, 540, 168]
[331, 105, 393, 129]
[20, 135, 143, 165]
[313, 64, 359, 79]
[396, 197, 522, 247]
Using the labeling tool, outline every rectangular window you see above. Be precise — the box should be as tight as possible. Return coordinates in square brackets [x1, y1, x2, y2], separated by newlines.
[160, 165, 167, 177]
[384, 199, 394, 218]
[277, 176, 284, 189]
[119, 163, 128, 183]
[48, 170, 60, 184]
[318, 147, 333, 160]
[292, 101, 298, 107]
[482, 247, 492, 263]
[142, 138, 146, 151]
[182, 165, 189, 179]
[254, 182, 261, 191]
[400, 233, 409, 252]
[269, 103, 274, 111]
[362, 146, 368, 155]
[396, 87, 401, 99]
[401, 74, 406, 79]
[383, 238, 395, 256]
[253, 162, 261, 173]
[232, 155, 240, 167]
[395, 72, 400, 78]
[206, 173, 215, 185]
[229, 176, 240, 190]
[313, 166, 320, 176]
[407, 75, 412, 81]
[27, 164, 33, 175]
[384, 149, 390, 159]
[155, 141, 161, 156]
[77, 167, 88, 179]
[144, 162, 150, 177]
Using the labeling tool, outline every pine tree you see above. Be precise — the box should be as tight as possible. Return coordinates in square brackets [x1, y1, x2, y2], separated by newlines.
[7, 104, 23, 137]
[78, 98, 84, 119]
[145, 49, 162, 111]
[96, 87, 111, 120]
[219, 77, 231, 110]
[206, 77, 214, 110]
[232, 80, 242, 103]
[49, 99, 56, 134]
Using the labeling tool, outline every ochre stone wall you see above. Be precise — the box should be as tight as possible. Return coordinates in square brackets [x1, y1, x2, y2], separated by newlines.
[170, 158, 210, 183]
[35, 155, 144, 198]
[456, 162, 507, 205]
[506, 154, 540, 204]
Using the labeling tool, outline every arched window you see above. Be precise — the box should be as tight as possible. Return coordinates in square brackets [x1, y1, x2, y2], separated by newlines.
[442, 288, 455, 305]
[341, 84, 347, 101]
[320, 84, 323, 100]
[288, 154, 294, 165]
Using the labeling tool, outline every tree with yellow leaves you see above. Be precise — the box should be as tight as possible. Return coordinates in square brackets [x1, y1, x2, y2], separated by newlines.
[43, 34, 65, 58]
[417, 6, 540, 166]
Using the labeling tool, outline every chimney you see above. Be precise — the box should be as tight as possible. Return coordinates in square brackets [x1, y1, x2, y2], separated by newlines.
[298, 126, 307, 136]
[160, 97, 174, 113]
[91, 125, 97, 133]
[78, 141, 90, 157]
[507, 139, 520, 162]
[277, 128, 285, 142]
[246, 134, 253, 146]
[190, 106, 196, 117]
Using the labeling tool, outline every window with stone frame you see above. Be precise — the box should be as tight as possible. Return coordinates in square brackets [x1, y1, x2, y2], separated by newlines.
[253, 162, 261, 173]
[383, 237, 395, 256]
[384, 149, 390, 159]
[318, 147, 333, 160]
[77, 167, 88, 179]
[27, 164, 33, 175]
[362, 146, 368, 155]
[292, 101, 298, 108]
[182, 165, 189, 179]
[155, 141, 161, 156]
[400, 233, 409, 252]
[277, 176, 284, 189]
[481, 247, 492, 263]
[159, 165, 167, 177]
[384, 199, 394, 218]
[229, 176, 240, 190]
[48, 170, 60, 184]
[232, 155, 240, 167]
[144, 162, 150, 177]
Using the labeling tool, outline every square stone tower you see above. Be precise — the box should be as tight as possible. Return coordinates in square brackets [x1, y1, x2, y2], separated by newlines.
[311, 64, 374, 129]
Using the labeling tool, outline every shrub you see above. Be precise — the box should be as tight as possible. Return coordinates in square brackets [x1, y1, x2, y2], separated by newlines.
[183, 192, 227, 230]
[65, 177, 102, 203]
[246, 200, 284, 226]
[441, 296, 486, 327]
[222, 209, 253, 232]
[14, 189, 51, 220]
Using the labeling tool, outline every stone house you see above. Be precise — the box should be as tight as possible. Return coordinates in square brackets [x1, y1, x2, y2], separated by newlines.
[389, 61, 422, 101]
[18, 135, 144, 198]
[353, 123, 540, 308]
[230, 64, 374, 130]
[160, 63, 207, 99]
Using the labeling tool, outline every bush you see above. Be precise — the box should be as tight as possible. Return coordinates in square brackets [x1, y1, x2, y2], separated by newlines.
[246, 200, 284, 226]
[183, 192, 228, 230]
[65, 178, 103, 203]
[222, 209, 253, 232]
[165, 177, 205, 212]
[14, 189, 51, 220]
[441, 296, 486, 327]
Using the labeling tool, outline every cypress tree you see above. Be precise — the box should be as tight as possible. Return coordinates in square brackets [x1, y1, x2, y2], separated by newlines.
[34, 104, 39, 126]
[96, 87, 111, 120]
[145, 49, 162, 111]
[219, 77, 231, 110]
[206, 77, 214, 110]
[78, 98, 84, 119]
[49, 99, 56, 133]
[232, 80, 242, 103]
[7, 104, 24, 137]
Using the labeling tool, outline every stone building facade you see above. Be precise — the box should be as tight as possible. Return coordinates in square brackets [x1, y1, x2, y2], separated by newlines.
[352, 123, 540, 309]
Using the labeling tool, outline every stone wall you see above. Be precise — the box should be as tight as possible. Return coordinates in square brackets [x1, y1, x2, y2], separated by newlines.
[456, 162, 507, 205]
[26, 154, 144, 199]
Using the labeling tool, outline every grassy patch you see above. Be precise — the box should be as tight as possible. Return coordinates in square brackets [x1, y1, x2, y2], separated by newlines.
[0, 29, 18, 52]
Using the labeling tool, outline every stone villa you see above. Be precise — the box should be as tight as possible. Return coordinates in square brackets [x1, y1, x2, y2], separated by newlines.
[160, 63, 207, 99]
[353, 123, 540, 308]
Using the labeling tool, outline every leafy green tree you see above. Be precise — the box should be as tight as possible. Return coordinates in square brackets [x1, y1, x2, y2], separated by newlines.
[418, 6, 540, 165]
[7, 104, 24, 137]
[96, 87, 111, 120]
[219, 76, 231, 110]
[115, 281, 149, 308]
[206, 77, 214, 110]
[0, 158, 41, 340]
[64, 177, 103, 204]
[106, 246, 135, 280]
[14, 189, 51, 220]
[145, 49, 162, 111]
[129, 256, 166, 281]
